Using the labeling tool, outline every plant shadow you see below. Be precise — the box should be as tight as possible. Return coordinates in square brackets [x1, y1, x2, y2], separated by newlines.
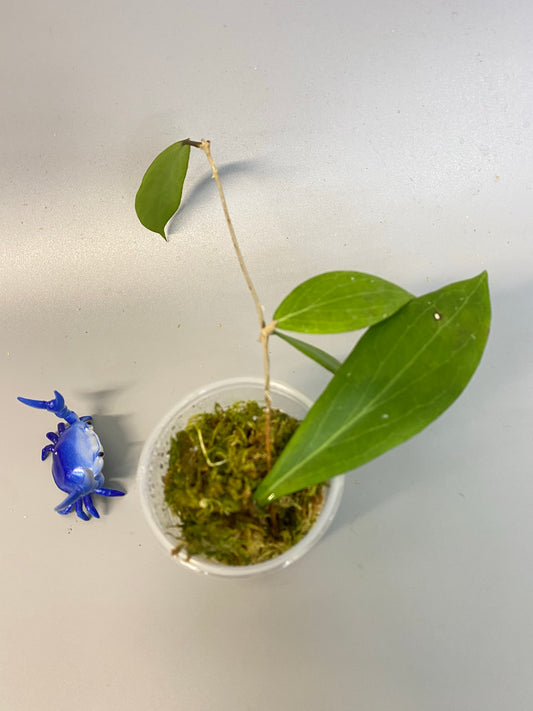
[167, 159, 259, 235]
[327, 446, 429, 536]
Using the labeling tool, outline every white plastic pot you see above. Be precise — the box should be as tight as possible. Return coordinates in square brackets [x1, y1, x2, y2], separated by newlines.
[137, 377, 344, 578]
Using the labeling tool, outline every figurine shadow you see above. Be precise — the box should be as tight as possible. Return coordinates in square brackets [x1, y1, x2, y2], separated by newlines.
[76, 388, 142, 516]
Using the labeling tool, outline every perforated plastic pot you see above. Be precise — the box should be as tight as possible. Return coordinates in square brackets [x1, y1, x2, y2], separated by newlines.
[137, 377, 344, 578]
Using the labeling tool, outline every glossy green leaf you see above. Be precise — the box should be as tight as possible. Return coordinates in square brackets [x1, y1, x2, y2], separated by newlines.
[273, 271, 413, 333]
[274, 331, 341, 373]
[135, 140, 191, 239]
[255, 272, 491, 505]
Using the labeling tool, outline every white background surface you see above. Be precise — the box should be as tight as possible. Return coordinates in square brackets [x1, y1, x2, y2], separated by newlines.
[1, 1, 532, 709]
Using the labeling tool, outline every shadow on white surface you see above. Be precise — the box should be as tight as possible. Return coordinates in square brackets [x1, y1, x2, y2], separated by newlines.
[74, 388, 141, 514]
[167, 158, 259, 236]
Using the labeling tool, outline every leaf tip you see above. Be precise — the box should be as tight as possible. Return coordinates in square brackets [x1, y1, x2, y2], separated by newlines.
[253, 487, 276, 508]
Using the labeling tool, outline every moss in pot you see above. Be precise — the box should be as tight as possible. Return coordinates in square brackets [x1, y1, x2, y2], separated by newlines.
[135, 138, 491, 569]
[165, 399, 323, 566]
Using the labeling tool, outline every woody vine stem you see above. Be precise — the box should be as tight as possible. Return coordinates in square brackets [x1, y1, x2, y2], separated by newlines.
[184, 139, 274, 468]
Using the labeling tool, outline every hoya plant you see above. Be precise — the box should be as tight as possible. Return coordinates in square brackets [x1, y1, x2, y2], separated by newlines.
[135, 138, 490, 561]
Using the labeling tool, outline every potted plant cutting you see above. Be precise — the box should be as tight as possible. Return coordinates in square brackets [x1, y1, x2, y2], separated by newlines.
[135, 138, 491, 576]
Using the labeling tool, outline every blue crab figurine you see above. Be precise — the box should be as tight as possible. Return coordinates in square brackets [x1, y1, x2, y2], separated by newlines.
[18, 390, 125, 520]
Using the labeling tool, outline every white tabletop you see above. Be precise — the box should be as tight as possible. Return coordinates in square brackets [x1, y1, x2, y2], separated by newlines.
[2, 1, 532, 709]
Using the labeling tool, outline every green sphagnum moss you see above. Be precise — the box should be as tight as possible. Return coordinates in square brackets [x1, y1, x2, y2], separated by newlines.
[164, 401, 324, 565]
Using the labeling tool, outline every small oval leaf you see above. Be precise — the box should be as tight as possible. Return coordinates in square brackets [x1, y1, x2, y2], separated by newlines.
[273, 271, 413, 333]
[255, 272, 491, 504]
[135, 140, 191, 239]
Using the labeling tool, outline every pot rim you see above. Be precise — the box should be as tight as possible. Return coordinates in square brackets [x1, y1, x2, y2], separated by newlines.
[137, 376, 345, 578]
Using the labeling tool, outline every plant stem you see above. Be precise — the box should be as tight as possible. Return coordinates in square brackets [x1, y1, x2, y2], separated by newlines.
[185, 138, 273, 468]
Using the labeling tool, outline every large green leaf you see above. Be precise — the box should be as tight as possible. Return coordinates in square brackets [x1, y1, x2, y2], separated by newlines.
[273, 271, 413, 333]
[135, 140, 191, 239]
[255, 272, 491, 505]
[274, 332, 341, 373]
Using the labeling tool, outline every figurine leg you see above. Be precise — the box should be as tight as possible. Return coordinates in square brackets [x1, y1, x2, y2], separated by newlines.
[83, 495, 100, 519]
[74, 499, 90, 521]
[41, 444, 55, 461]
[93, 487, 126, 497]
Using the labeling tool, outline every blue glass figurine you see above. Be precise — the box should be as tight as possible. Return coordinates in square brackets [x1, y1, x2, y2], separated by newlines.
[18, 390, 125, 520]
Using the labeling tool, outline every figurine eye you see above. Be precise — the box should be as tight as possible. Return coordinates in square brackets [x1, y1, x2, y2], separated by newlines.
[98, 451, 104, 457]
